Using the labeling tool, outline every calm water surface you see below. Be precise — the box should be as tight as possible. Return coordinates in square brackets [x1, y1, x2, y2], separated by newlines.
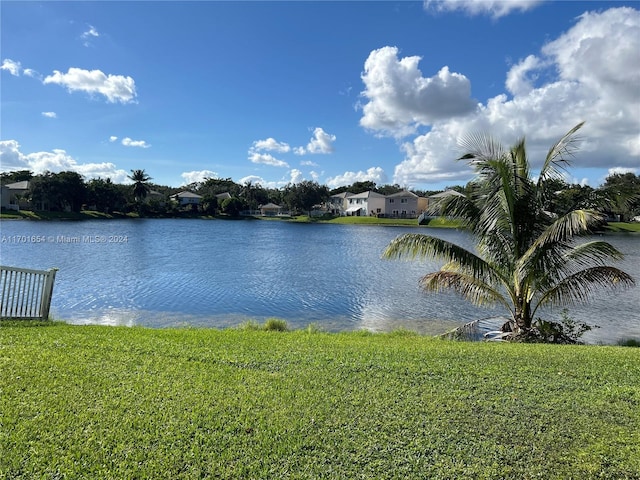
[1, 219, 638, 343]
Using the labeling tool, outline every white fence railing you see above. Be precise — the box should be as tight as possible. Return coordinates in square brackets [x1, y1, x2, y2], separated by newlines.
[0, 266, 58, 320]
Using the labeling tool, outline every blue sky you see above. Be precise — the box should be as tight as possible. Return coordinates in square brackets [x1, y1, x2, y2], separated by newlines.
[1, 1, 638, 191]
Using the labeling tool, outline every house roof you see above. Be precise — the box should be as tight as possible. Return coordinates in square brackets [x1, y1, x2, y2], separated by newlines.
[387, 190, 419, 199]
[260, 203, 282, 209]
[5, 181, 30, 190]
[429, 189, 465, 199]
[347, 190, 385, 199]
[215, 192, 232, 199]
[330, 191, 353, 199]
[171, 191, 202, 199]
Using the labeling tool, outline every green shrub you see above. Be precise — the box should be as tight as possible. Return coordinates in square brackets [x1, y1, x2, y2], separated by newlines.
[305, 322, 323, 334]
[236, 319, 261, 331]
[617, 338, 640, 347]
[516, 309, 597, 344]
[263, 318, 288, 331]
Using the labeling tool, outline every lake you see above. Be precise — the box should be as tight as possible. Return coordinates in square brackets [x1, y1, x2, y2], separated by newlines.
[1, 218, 638, 344]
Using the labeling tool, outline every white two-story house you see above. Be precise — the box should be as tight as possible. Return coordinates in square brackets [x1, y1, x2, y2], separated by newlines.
[345, 191, 386, 216]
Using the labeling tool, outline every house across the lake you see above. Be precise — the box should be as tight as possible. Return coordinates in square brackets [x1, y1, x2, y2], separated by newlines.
[0, 181, 30, 211]
[170, 191, 203, 206]
[259, 203, 284, 216]
[328, 190, 441, 219]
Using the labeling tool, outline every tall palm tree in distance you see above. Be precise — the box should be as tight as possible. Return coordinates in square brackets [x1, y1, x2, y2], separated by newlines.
[383, 122, 634, 339]
[128, 169, 152, 215]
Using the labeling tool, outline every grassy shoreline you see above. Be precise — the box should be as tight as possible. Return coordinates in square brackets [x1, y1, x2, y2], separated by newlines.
[1, 323, 638, 479]
[2, 209, 638, 231]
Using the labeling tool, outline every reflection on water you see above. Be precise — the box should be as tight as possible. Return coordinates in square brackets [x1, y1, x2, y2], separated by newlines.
[1, 218, 638, 343]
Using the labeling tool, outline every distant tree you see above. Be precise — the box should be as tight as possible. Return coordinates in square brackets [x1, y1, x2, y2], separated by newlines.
[0, 170, 33, 185]
[600, 172, 640, 221]
[350, 181, 377, 194]
[198, 177, 242, 198]
[128, 169, 152, 202]
[29, 171, 86, 212]
[240, 180, 260, 210]
[87, 178, 125, 213]
[200, 194, 218, 215]
[127, 169, 152, 215]
[384, 123, 634, 341]
[329, 185, 351, 196]
[283, 180, 329, 215]
[220, 197, 244, 216]
[377, 184, 404, 196]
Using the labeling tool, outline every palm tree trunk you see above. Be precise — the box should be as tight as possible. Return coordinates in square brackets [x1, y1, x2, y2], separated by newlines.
[514, 298, 533, 332]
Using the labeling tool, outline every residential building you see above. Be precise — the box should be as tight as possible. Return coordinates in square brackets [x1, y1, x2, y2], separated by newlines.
[215, 192, 232, 201]
[384, 190, 421, 218]
[426, 189, 466, 210]
[328, 191, 352, 215]
[259, 203, 283, 216]
[170, 191, 203, 206]
[1, 181, 30, 210]
[345, 191, 386, 216]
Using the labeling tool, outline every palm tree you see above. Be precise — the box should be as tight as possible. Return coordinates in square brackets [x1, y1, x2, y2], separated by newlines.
[383, 123, 634, 338]
[128, 169, 152, 202]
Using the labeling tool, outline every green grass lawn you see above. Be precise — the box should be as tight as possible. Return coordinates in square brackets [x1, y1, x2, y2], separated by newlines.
[606, 222, 640, 233]
[1, 323, 638, 479]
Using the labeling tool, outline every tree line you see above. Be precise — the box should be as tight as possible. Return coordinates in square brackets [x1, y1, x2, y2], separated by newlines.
[1, 168, 639, 220]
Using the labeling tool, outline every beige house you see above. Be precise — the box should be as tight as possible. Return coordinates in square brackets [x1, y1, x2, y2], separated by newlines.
[215, 192, 232, 201]
[426, 189, 465, 210]
[384, 190, 421, 218]
[259, 202, 283, 216]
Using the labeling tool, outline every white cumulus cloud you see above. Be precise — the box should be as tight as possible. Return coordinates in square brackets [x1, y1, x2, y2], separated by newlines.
[325, 167, 388, 189]
[505, 55, 544, 96]
[41, 112, 57, 118]
[1, 58, 22, 76]
[251, 137, 291, 153]
[121, 137, 151, 148]
[359, 46, 477, 138]
[180, 170, 218, 185]
[43, 67, 137, 104]
[387, 7, 640, 188]
[295, 127, 336, 154]
[607, 167, 638, 177]
[249, 152, 289, 168]
[0, 140, 129, 183]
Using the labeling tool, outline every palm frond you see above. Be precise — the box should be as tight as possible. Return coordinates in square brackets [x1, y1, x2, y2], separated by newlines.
[419, 271, 511, 310]
[531, 209, 603, 248]
[458, 132, 505, 167]
[534, 266, 635, 313]
[382, 233, 492, 279]
[563, 240, 626, 268]
[429, 193, 477, 226]
[537, 122, 585, 186]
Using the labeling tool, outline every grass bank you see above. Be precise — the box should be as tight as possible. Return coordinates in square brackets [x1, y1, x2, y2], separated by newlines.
[606, 222, 640, 233]
[1, 323, 638, 479]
